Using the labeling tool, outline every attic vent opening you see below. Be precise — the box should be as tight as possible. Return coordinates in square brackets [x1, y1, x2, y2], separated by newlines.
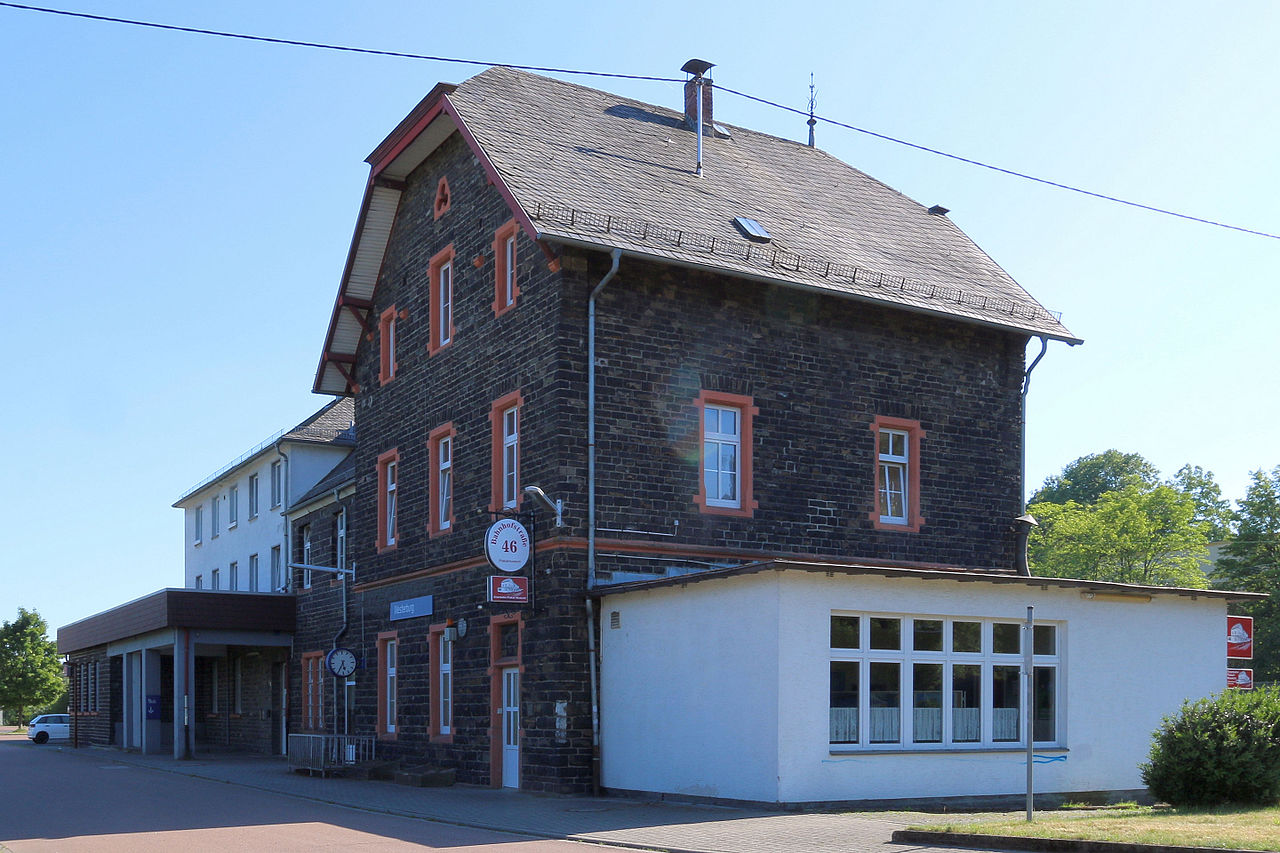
[734, 217, 772, 243]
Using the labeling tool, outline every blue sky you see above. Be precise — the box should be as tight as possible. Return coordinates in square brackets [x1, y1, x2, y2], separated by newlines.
[2, 1, 1277, 635]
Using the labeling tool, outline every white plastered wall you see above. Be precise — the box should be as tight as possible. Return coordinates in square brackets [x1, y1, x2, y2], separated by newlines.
[599, 575, 781, 802]
[600, 570, 1228, 804]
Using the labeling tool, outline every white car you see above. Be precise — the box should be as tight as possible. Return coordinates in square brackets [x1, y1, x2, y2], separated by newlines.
[27, 714, 70, 744]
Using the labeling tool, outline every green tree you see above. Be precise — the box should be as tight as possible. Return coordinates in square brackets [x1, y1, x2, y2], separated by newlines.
[1214, 466, 1280, 683]
[1028, 485, 1209, 587]
[1172, 464, 1233, 542]
[1030, 449, 1160, 506]
[0, 608, 64, 725]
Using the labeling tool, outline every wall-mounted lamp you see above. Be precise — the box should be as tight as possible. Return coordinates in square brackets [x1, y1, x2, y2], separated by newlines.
[523, 485, 564, 528]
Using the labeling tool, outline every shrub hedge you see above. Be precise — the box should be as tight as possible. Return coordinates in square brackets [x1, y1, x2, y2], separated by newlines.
[1140, 686, 1280, 807]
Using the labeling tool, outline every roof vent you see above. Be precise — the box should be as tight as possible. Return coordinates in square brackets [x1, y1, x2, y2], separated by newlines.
[928, 205, 950, 216]
[734, 216, 772, 242]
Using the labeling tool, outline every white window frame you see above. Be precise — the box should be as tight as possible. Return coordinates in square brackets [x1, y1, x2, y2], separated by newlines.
[385, 461, 398, 546]
[249, 553, 259, 591]
[211, 496, 221, 538]
[301, 524, 312, 589]
[193, 506, 203, 545]
[270, 546, 282, 592]
[828, 612, 1061, 752]
[228, 485, 239, 528]
[270, 460, 282, 508]
[248, 473, 259, 518]
[386, 639, 398, 734]
[504, 234, 516, 307]
[703, 404, 741, 508]
[439, 633, 453, 735]
[502, 406, 519, 508]
[438, 261, 453, 347]
[229, 561, 238, 591]
[211, 568, 220, 590]
[438, 436, 453, 530]
[336, 509, 347, 573]
[195, 574, 203, 590]
[877, 428, 909, 524]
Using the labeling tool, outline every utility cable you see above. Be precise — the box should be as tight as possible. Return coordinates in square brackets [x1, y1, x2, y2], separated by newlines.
[716, 84, 1280, 241]
[0, 2, 680, 82]
[4, 1, 1278, 241]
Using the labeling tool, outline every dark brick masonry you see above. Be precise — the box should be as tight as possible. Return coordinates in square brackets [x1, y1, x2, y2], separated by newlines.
[306, 123, 1028, 793]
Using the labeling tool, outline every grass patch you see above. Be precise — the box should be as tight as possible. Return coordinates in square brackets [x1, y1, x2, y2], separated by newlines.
[918, 804, 1280, 851]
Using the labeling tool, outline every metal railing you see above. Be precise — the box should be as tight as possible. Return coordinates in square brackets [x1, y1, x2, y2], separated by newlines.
[287, 733, 375, 776]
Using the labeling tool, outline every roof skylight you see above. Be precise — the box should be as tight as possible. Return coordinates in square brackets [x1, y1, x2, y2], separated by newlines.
[734, 216, 772, 243]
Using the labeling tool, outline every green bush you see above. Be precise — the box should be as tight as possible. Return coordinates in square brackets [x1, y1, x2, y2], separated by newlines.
[1140, 686, 1280, 807]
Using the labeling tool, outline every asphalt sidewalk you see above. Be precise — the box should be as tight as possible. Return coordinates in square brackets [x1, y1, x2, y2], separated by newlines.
[46, 744, 1000, 853]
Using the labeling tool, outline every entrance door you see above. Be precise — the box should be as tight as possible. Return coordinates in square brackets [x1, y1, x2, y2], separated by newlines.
[501, 667, 520, 788]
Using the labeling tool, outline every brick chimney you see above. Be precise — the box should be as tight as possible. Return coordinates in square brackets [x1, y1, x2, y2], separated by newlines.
[680, 58, 715, 130]
[684, 77, 713, 129]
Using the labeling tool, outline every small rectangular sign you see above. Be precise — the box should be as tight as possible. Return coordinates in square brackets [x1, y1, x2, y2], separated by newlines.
[1227, 615, 1254, 659]
[1227, 668, 1254, 690]
[389, 595, 433, 622]
[145, 695, 161, 720]
[488, 575, 529, 603]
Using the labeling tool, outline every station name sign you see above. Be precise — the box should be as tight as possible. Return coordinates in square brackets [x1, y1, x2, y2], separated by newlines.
[389, 594, 434, 622]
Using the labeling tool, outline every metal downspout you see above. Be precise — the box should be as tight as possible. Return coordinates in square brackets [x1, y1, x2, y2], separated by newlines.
[587, 248, 622, 590]
[1017, 336, 1050, 576]
[275, 443, 290, 591]
[586, 247, 621, 797]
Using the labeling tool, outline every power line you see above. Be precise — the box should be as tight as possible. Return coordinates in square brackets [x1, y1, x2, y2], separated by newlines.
[5, 1, 1278, 242]
[0, 2, 680, 82]
[715, 84, 1280, 242]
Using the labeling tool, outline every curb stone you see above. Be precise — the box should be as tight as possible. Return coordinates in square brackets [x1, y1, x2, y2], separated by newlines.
[892, 829, 1260, 853]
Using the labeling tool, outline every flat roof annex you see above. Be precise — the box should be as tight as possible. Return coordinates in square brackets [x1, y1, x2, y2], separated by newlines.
[58, 589, 295, 654]
[593, 558, 1268, 603]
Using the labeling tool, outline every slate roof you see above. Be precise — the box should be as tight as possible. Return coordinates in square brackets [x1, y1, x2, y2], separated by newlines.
[315, 67, 1078, 394]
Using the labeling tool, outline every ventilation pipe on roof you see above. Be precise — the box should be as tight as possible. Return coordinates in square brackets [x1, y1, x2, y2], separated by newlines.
[681, 59, 715, 177]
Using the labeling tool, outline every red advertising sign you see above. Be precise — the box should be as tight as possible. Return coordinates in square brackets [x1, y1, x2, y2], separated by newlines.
[488, 575, 529, 603]
[1227, 615, 1254, 659]
[1227, 668, 1254, 690]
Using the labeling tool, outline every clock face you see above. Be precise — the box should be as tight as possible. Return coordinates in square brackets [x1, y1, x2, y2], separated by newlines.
[326, 648, 358, 678]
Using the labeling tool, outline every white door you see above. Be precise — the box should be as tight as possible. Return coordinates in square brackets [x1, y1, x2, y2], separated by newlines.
[501, 667, 520, 788]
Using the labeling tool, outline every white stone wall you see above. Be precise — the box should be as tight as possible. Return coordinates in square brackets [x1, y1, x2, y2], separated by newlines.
[599, 569, 1228, 805]
[177, 443, 349, 591]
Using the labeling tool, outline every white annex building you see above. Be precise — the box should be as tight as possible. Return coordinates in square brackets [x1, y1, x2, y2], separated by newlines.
[599, 560, 1259, 805]
[173, 399, 354, 593]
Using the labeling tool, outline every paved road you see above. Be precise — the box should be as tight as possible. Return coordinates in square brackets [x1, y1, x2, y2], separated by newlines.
[0, 739, 618, 852]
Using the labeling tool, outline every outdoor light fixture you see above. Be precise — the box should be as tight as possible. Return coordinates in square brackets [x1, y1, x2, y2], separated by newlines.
[523, 485, 564, 527]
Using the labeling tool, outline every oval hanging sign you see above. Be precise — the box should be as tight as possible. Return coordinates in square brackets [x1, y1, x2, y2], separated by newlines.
[485, 518, 531, 572]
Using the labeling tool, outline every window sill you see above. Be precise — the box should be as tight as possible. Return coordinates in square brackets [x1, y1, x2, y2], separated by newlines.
[829, 745, 1067, 756]
[228, 522, 238, 530]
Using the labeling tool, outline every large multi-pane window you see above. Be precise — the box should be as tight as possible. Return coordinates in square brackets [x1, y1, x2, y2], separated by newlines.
[383, 638, 398, 735]
[429, 245, 456, 354]
[829, 613, 1059, 749]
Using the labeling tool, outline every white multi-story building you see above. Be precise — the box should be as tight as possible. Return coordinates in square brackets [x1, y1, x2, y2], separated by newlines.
[173, 398, 354, 593]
